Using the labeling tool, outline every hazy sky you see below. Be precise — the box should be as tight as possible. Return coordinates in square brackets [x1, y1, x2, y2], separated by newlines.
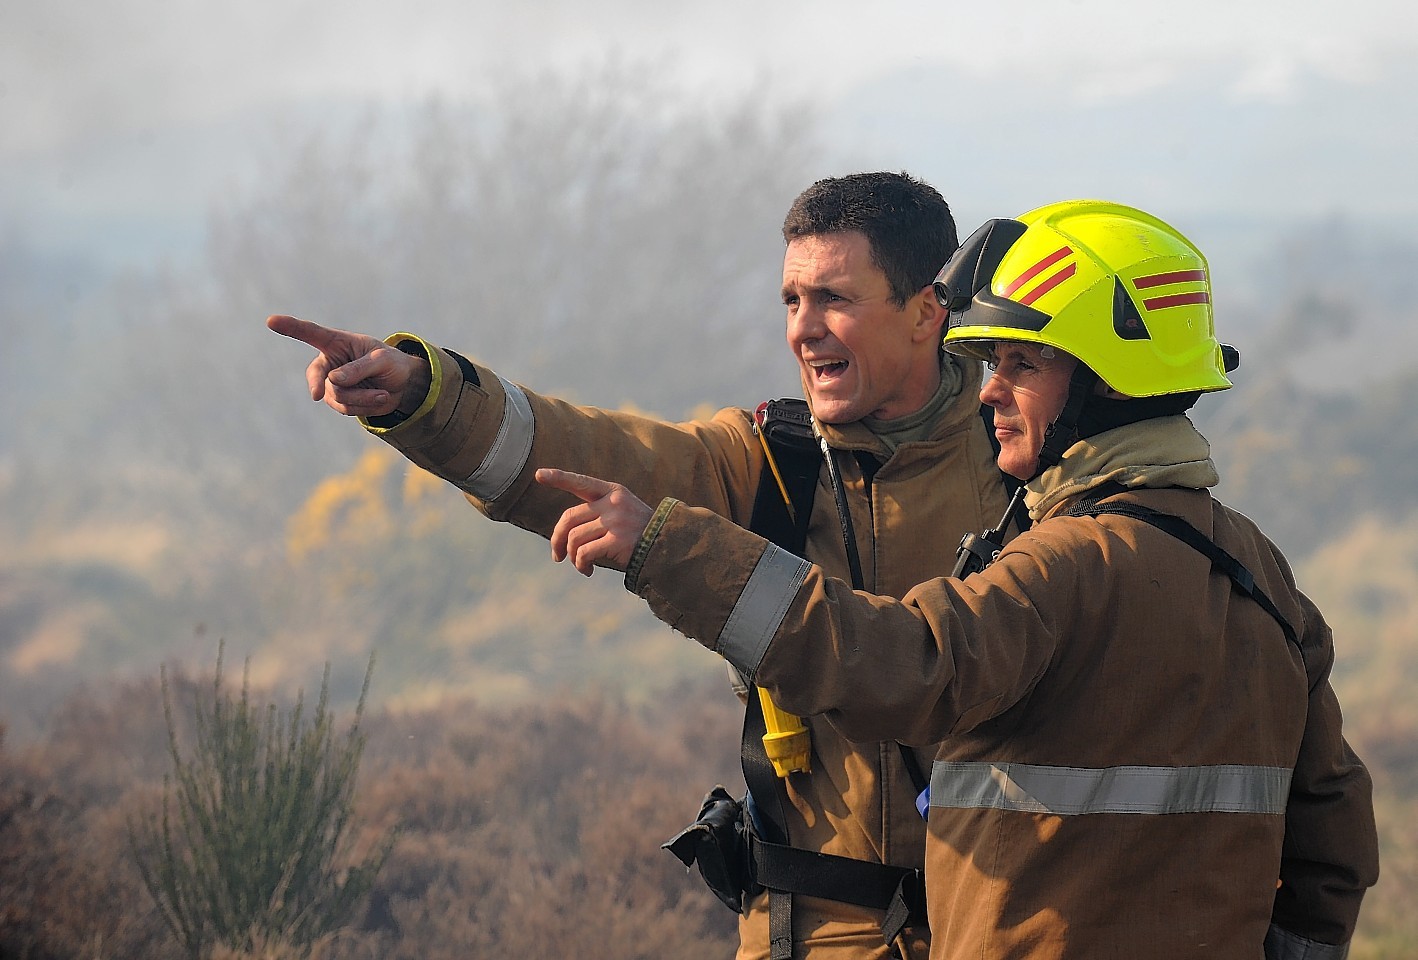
[2, 0, 1414, 269]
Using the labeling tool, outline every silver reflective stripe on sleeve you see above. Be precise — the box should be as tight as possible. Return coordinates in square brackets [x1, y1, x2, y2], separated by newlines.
[1264, 923, 1349, 960]
[715, 544, 811, 680]
[930, 761, 1291, 816]
[459, 376, 535, 501]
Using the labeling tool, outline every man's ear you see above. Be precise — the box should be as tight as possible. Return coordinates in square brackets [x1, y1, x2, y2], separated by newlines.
[911, 285, 948, 344]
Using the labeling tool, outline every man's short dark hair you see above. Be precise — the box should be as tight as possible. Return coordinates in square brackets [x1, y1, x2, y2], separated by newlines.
[782, 171, 958, 307]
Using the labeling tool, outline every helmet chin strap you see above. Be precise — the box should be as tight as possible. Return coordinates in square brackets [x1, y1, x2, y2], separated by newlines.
[1029, 363, 1098, 481]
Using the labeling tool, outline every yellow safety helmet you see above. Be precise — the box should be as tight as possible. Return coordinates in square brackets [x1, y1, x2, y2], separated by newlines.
[936, 200, 1235, 397]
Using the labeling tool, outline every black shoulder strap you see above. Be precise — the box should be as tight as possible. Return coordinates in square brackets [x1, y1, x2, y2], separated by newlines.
[748, 399, 820, 556]
[748, 397, 935, 799]
[1064, 495, 1302, 660]
[742, 399, 926, 953]
[744, 399, 818, 958]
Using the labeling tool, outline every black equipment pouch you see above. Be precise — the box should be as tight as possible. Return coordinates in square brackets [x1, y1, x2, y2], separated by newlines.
[662, 785, 762, 914]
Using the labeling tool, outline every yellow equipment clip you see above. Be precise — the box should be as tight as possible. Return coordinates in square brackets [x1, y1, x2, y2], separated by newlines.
[752, 403, 812, 777]
[757, 687, 812, 776]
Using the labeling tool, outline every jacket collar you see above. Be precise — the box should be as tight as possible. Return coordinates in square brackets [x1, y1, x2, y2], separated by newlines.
[812, 355, 985, 460]
[1026, 415, 1219, 521]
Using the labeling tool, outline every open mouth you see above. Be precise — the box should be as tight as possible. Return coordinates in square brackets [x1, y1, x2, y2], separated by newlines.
[808, 358, 848, 380]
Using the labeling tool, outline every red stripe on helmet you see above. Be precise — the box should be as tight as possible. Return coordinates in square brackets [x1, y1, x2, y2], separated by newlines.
[1143, 291, 1210, 310]
[1134, 269, 1207, 289]
[1002, 246, 1073, 298]
[1019, 262, 1077, 306]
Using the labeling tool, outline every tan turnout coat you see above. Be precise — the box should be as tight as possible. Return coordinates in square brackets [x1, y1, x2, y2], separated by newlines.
[624, 418, 1379, 960]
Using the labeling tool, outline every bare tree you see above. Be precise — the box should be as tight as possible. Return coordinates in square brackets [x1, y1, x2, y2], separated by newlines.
[92, 63, 817, 509]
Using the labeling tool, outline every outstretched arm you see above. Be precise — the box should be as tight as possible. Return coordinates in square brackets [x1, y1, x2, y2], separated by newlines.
[268, 316, 763, 544]
[267, 314, 430, 418]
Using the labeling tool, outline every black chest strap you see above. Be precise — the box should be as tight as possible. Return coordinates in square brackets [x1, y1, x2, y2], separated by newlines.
[1064, 492, 1303, 667]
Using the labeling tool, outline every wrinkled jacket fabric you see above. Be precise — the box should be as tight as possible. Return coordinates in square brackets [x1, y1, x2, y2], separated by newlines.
[362, 334, 1010, 959]
[625, 416, 1379, 960]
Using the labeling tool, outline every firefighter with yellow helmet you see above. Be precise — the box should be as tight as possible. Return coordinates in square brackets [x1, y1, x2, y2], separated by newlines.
[539, 200, 1380, 959]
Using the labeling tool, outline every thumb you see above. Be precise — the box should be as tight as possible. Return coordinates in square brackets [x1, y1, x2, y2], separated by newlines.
[535, 468, 617, 504]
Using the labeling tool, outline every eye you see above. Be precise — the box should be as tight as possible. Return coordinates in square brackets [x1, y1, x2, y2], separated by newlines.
[988, 355, 1034, 376]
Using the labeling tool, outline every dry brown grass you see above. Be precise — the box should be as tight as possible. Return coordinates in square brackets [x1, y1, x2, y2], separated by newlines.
[1, 676, 743, 960]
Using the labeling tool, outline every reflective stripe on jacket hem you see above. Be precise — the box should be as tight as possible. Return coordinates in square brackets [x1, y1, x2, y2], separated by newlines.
[716, 543, 811, 679]
[1264, 923, 1349, 960]
[458, 376, 534, 501]
[929, 760, 1291, 816]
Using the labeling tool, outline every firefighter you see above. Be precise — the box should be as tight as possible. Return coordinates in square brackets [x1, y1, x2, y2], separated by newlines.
[538, 200, 1380, 959]
[268, 172, 1013, 959]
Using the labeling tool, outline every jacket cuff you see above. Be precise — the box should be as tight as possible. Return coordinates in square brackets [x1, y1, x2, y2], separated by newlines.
[1264, 924, 1349, 960]
[359, 333, 442, 433]
[625, 497, 678, 594]
[627, 501, 810, 681]
[356, 335, 533, 503]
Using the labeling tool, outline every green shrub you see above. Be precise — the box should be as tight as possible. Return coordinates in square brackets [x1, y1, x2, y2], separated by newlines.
[130, 645, 392, 959]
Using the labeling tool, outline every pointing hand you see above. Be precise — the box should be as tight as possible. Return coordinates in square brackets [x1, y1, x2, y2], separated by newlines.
[536, 468, 654, 576]
[267, 314, 427, 418]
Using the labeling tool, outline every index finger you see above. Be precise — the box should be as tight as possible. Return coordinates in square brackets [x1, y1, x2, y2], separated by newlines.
[535, 468, 617, 504]
[266, 314, 341, 351]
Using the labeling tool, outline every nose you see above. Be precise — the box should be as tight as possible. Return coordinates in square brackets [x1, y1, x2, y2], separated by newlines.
[979, 369, 1011, 410]
[786, 300, 826, 346]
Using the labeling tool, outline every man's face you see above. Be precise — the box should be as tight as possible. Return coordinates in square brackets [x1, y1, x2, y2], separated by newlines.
[979, 342, 1078, 480]
[782, 231, 944, 424]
